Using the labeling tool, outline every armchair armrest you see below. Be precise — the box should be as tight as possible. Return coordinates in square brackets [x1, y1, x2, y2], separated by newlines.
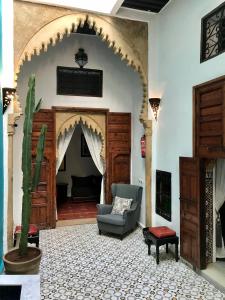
[123, 202, 138, 221]
[97, 204, 113, 215]
[123, 208, 136, 220]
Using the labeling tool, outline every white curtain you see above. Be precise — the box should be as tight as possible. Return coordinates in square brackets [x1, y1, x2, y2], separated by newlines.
[56, 127, 75, 174]
[81, 123, 105, 204]
[215, 159, 225, 258]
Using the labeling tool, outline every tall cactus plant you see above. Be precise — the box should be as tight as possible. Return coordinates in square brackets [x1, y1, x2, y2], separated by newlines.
[19, 75, 47, 256]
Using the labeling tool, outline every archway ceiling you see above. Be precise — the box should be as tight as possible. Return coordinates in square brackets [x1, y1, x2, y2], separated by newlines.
[14, 0, 148, 121]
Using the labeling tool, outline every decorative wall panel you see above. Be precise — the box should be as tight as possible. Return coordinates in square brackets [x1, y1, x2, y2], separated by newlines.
[205, 168, 214, 265]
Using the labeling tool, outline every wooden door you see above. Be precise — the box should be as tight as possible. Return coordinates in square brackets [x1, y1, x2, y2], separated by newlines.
[194, 76, 225, 158]
[31, 109, 56, 229]
[106, 113, 131, 203]
[180, 157, 206, 269]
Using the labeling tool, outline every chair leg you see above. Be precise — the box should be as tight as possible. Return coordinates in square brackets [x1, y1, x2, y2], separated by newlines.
[99, 229, 101, 235]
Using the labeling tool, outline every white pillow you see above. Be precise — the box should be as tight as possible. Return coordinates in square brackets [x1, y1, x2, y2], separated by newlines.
[111, 196, 133, 215]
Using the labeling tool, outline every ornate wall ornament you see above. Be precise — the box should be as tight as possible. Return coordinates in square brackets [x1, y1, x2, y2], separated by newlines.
[56, 112, 106, 160]
[13, 0, 153, 226]
[14, 0, 148, 122]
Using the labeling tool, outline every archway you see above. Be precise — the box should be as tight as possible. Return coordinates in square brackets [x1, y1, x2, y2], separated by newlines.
[56, 113, 106, 160]
[9, 1, 153, 244]
[14, 1, 148, 121]
[56, 113, 105, 222]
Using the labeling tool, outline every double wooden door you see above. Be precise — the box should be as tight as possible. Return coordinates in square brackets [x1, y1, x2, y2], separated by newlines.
[106, 113, 131, 203]
[179, 157, 206, 269]
[30, 110, 131, 227]
[194, 75, 225, 158]
[30, 110, 56, 229]
[180, 75, 225, 269]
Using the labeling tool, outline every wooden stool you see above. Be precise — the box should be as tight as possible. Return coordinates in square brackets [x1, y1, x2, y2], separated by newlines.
[14, 224, 39, 247]
[145, 226, 179, 264]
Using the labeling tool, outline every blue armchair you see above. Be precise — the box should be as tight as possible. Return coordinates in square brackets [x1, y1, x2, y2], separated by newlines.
[96, 183, 143, 239]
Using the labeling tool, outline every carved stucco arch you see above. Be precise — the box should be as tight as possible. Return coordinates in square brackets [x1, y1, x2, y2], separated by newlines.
[14, 10, 148, 122]
[57, 114, 105, 160]
[12, 2, 153, 227]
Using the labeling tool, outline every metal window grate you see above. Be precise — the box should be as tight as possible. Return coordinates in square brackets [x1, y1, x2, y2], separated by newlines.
[201, 2, 225, 62]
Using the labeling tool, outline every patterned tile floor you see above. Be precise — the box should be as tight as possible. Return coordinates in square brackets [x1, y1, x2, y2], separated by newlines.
[40, 224, 225, 300]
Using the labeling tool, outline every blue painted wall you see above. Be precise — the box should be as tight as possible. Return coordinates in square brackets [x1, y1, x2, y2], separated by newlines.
[0, 0, 4, 272]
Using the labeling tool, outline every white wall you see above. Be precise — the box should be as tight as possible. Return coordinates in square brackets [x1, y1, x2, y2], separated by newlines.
[56, 125, 100, 196]
[149, 0, 225, 235]
[14, 33, 144, 225]
[2, 0, 14, 252]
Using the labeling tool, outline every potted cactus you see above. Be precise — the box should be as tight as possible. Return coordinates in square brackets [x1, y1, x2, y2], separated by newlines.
[3, 75, 47, 274]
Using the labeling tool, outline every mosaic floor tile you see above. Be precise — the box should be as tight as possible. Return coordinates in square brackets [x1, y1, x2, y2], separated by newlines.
[40, 224, 225, 299]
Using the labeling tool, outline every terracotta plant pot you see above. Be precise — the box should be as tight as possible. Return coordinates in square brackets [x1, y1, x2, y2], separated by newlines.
[3, 247, 42, 274]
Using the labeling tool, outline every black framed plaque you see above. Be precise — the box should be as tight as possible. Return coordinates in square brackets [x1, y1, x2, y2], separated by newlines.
[156, 170, 171, 221]
[57, 66, 103, 97]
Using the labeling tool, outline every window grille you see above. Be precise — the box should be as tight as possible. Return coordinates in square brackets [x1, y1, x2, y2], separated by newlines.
[201, 2, 225, 62]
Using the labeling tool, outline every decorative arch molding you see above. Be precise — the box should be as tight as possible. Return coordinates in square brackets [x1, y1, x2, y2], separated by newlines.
[56, 112, 106, 159]
[14, 1, 148, 121]
[12, 1, 153, 227]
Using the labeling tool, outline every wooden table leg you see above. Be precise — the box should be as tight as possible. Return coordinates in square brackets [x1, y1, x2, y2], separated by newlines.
[175, 241, 179, 262]
[166, 243, 169, 253]
[156, 245, 159, 264]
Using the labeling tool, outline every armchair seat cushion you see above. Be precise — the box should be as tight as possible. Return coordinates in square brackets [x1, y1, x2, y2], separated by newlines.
[97, 214, 126, 226]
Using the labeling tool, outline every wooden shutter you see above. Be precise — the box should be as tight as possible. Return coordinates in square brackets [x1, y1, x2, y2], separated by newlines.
[106, 113, 131, 203]
[180, 157, 206, 269]
[194, 76, 225, 158]
[31, 109, 56, 229]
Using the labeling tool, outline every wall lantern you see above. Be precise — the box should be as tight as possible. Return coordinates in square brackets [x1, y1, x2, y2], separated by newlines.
[75, 48, 88, 68]
[2, 88, 16, 114]
[149, 98, 161, 121]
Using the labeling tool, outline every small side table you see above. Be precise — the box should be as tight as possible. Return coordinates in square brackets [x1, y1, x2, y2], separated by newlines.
[14, 224, 39, 248]
[143, 227, 179, 264]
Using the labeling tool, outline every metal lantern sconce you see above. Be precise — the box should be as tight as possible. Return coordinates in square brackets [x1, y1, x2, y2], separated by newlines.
[75, 48, 88, 68]
[149, 98, 161, 121]
[2, 88, 16, 114]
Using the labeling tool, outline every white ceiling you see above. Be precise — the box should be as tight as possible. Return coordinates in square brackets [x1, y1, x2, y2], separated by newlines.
[20, 0, 158, 22]
[21, 0, 124, 15]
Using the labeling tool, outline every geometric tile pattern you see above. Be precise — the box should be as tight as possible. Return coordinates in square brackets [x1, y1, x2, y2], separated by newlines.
[40, 224, 225, 299]
[205, 169, 214, 265]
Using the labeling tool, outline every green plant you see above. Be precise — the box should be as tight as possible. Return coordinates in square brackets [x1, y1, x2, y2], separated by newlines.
[19, 75, 47, 256]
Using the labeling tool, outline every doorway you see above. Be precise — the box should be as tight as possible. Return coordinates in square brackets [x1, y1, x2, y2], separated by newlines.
[56, 124, 101, 221]
[180, 75, 225, 288]
[202, 159, 225, 289]
[28, 108, 131, 228]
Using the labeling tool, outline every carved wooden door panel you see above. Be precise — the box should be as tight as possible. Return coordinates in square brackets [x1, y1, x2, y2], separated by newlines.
[179, 157, 206, 269]
[31, 109, 56, 229]
[106, 113, 131, 203]
[194, 76, 225, 158]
